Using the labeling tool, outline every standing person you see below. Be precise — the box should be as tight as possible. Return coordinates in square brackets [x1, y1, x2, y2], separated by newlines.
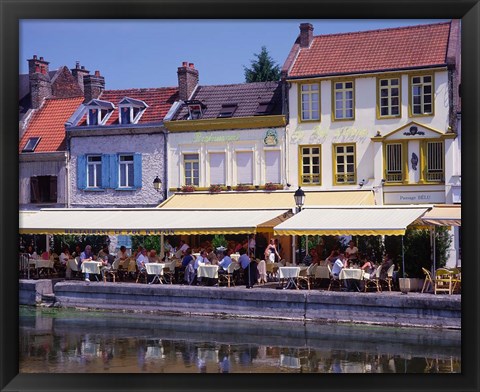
[248, 234, 256, 258]
[80, 245, 94, 282]
[59, 246, 71, 278]
[174, 248, 193, 283]
[266, 239, 281, 263]
[345, 240, 359, 266]
[274, 239, 282, 262]
[164, 238, 173, 259]
[239, 248, 256, 289]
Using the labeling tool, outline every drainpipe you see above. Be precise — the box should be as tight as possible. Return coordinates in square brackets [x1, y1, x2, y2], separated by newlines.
[163, 128, 168, 203]
[66, 131, 71, 208]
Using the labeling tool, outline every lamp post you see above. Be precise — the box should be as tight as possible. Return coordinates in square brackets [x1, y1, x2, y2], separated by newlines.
[292, 187, 305, 265]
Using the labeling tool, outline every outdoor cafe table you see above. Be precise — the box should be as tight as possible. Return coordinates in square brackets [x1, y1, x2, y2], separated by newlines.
[81, 261, 102, 276]
[279, 266, 301, 289]
[145, 263, 165, 284]
[197, 265, 219, 279]
[230, 253, 240, 262]
[339, 268, 364, 292]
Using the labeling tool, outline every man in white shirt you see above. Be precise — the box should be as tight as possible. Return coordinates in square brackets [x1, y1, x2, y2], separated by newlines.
[136, 248, 148, 272]
[179, 240, 190, 254]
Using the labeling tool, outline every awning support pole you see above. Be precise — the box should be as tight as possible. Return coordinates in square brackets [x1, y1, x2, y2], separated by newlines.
[433, 226, 437, 272]
[160, 234, 165, 260]
[292, 235, 296, 265]
[402, 235, 405, 278]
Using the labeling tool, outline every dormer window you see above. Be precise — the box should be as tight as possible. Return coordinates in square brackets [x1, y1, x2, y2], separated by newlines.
[185, 100, 206, 120]
[85, 99, 115, 126]
[118, 97, 148, 125]
[218, 103, 238, 118]
[22, 137, 41, 152]
[255, 101, 274, 116]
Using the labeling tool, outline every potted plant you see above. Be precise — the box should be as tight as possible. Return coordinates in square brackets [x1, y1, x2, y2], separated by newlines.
[181, 185, 195, 192]
[209, 184, 222, 193]
[264, 182, 282, 191]
[212, 234, 228, 252]
[235, 184, 250, 191]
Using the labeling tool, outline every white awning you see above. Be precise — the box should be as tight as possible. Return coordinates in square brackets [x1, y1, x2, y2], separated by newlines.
[273, 206, 431, 236]
[19, 208, 290, 235]
[421, 205, 461, 226]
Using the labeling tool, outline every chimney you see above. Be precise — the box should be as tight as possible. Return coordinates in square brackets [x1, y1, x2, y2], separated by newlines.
[299, 23, 314, 48]
[71, 61, 90, 92]
[177, 61, 199, 101]
[27, 54, 52, 108]
[83, 70, 105, 103]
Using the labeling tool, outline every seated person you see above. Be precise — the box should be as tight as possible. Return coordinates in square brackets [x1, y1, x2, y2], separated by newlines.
[174, 248, 194, 283]
[206, 247, 219, 265]
[330, 253, 345, 278]
[218, 251, 233, 273]
[148, 249, 161, 263]
[380, 253, 394, 280]
[345, 240, 359, 266]
[360, 257, 375, 275]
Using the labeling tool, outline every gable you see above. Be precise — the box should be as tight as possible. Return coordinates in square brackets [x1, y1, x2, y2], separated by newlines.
[51, 66, 83, 98]
[382, 122, 445, 141]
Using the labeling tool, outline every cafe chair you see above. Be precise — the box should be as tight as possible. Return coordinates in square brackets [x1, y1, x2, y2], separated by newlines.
[449, 268, 461, 294]
[327, 264, 342, 291]
[382, 264, 396, 291]
[421, 267, 434, 293]
[364, 265, 382, 292]
[218, 262, 236, 288]
[106, 259, 121, 283]
[297, 264, 317, 290]
[162, 260, 176, 284]
[136, 265, 148, 284]
[434, 268, 453, 295]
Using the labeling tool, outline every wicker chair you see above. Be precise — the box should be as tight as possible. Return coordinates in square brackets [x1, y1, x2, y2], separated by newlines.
[297, 264, 317, 290]
[364, 265, 382, 292]
[421, 267, 434, 293]
[382, 264, 396, 291]
[327, 264, 343, 291]
[218, 263, 236, 288]
[434, 268, 453, 295]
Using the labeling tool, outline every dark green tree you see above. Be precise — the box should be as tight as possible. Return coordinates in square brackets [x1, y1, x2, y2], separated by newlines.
[243, 46, 281, 83]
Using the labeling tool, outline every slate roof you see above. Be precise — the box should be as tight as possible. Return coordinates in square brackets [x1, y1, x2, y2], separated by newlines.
[19, 96, 85, 153]
[171, 81, 282, 121]
[288, 22, 451, 78]
[76, 87, 179, 126]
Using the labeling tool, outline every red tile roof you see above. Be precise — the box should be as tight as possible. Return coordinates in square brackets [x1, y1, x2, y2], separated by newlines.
[77, 87, 179, 126]
[19, 96, 85, 153]
[288, 22, 451, 78]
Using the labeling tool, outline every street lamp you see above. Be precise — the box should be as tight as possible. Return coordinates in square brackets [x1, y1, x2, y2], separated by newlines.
[153, 176, 162, 192]
[294, 187, 305, 211]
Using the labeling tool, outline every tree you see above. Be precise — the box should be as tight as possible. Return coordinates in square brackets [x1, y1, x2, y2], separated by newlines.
[243, 46, 281, 83]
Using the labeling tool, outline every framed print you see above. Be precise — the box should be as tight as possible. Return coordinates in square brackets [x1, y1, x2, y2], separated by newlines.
[1, 0, 479, 391]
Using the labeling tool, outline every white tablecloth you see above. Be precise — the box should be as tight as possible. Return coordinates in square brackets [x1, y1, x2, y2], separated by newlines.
[279, 266, 300, 279]
[145, 263, 164, 276]
[197, 265, 219, 279]
[257, 260, 267, 282]
[81, 261, 102, 274]
[339, 268, 364, 280]
[35, 260, 54, 269]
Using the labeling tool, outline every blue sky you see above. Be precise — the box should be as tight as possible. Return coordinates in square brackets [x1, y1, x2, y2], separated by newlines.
[19, 19, 450, 90]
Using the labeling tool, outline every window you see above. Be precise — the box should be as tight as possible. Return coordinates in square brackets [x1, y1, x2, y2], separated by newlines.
[118, 97, 147, 124]
[236, 151, 253, 185]
[184, 153, 199, 186]
[378, 78, 400, 117]
[209, 153, 226, 186]
[30, 176, 57, 203]
[299, 145, 321, 185]
[423, 141, 444, 182]
[86, 99, 115, 125]
[265, 150, 281, 184]
[300, 83, 320, 121]
[22, 137, 41, 153]
[256, 101, 274, 116]
[187, 104, 203, 119]
[119, 155, 134, 188]
[410, 74, 433, 115]
[218, 104, 238, 118]
[333, 81, 354, 120]
[385, 143, 406, 183]
[86, 155, 102, 188]
[333, 144, 356, 184]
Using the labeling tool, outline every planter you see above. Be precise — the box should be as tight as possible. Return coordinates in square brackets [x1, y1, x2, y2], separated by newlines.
[398, 278, 424, 293]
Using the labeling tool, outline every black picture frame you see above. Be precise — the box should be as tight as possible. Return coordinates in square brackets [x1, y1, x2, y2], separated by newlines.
[1, 0, 479, 391]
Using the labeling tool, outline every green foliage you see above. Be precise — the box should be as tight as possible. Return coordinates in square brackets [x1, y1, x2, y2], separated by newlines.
[244, 46, 281, 83]
[357, 236, 385, 264]
[212, 234, 228, 249]
[131, 236, 161, 253]
[384, 227, 452, 278]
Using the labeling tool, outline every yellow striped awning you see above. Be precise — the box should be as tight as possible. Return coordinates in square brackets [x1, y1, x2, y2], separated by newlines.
[19, 208, 289, 235]
[421, 204, 461, 226]
[273, 206, 430, 236]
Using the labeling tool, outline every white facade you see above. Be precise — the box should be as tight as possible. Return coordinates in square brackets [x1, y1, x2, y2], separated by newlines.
[168, 127, 286, 194]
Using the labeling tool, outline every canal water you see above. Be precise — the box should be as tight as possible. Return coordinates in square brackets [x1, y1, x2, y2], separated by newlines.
[19, 306, 460, 373]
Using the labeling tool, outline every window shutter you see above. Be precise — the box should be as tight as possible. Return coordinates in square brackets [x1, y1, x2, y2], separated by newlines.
[209, 153, 225, 185]
[101, 154, 110, 188]
[265, 150, 281, 183]
[49, 176, 57, 202]
[110, 154, 119, 189]
[236, 152, 253, 184]
[77, 155, 87, 190]
[30, 177, 39, 203]
[133, 153, 142, 189]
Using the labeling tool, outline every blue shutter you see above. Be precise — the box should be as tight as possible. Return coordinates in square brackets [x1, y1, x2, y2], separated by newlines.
[110, 154, 119, 189]
[77, 155, 87, 189]
[101, 154, 110, 188]
[133, 153, 142, 189]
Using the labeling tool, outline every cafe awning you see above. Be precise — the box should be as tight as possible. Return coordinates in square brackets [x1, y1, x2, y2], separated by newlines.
[19, 208, 290, 235]
[421, 204, 461, 226]
[273, 205, 431, 236]
[157, 189, 375, 209]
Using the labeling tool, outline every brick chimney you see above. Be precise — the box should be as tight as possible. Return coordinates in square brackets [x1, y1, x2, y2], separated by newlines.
[71, 61, 90, 92]
[177, 61, 199, 101]
[83, 70, 105, 103]
[28, 55, 52, 109]
[299, 23, 314, 48]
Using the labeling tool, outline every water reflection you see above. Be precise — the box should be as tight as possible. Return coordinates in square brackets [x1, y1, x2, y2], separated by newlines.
[19, 307, 461, 373]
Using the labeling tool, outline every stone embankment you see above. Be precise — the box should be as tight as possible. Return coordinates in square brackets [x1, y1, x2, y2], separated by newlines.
[19, 279, 461, 329]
